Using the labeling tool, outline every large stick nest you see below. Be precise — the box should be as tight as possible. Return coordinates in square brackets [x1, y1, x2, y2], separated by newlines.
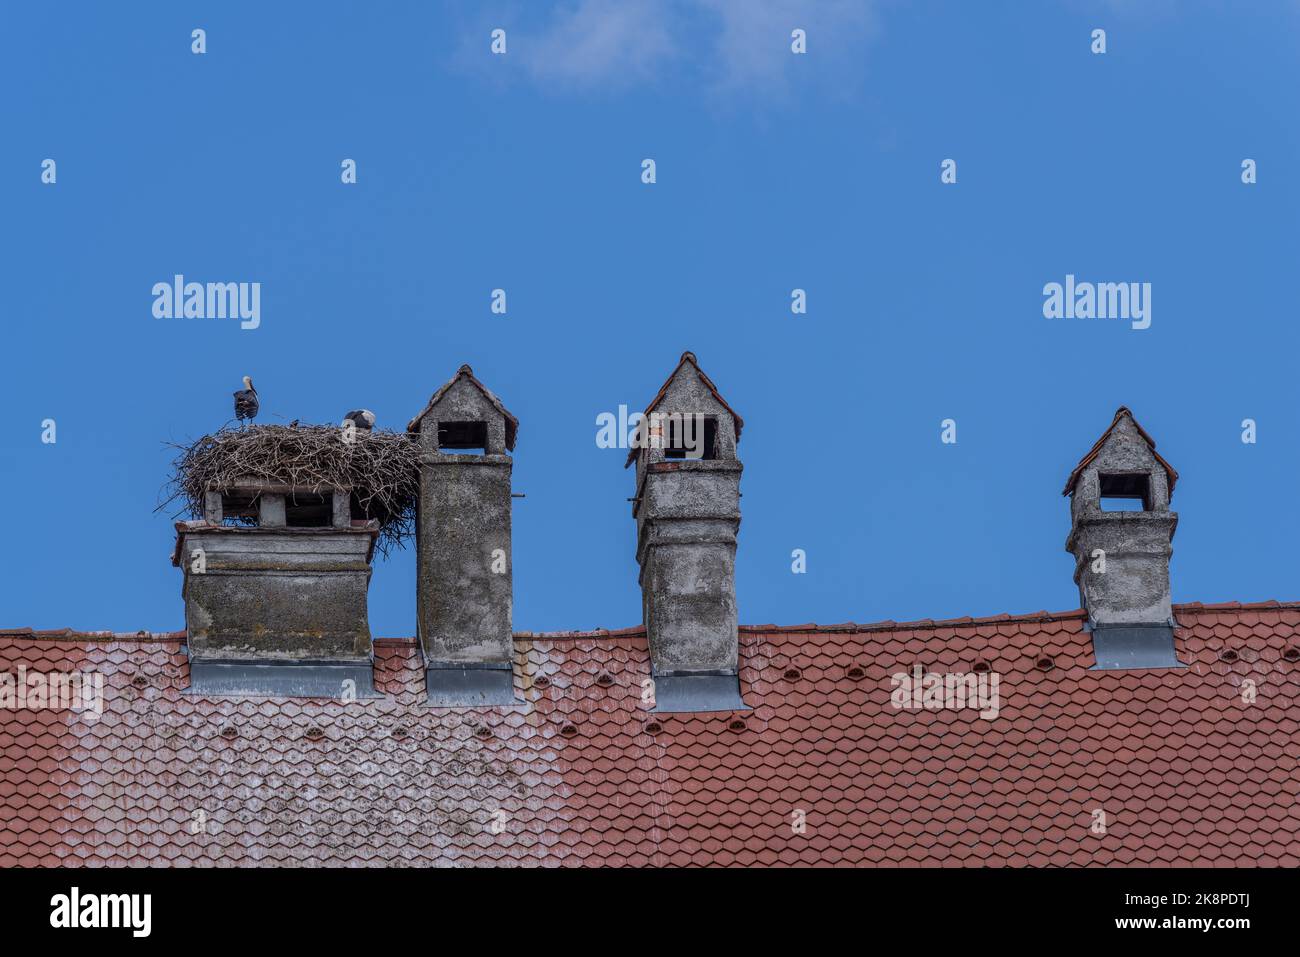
[163, 424, 421, 557]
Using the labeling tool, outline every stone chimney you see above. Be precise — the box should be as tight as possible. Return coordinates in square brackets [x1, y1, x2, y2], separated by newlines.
[174, 479, 379, 696]
[627, 352, 747, 712]
[1063, 406, 1183, 670]
[407, 365, 519, 706]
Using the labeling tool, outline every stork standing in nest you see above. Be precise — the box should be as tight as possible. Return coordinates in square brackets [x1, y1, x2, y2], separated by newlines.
[233, 376, 259, 427]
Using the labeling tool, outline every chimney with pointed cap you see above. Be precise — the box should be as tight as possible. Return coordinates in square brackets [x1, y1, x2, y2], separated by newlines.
[627, 352, 747, 712]
[1064, 406, 1183, 669]
[408, 364, 519, 705]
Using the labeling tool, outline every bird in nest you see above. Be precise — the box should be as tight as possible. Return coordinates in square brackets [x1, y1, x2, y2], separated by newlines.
[233, 376, 259, 427]
[343, 409, 376, 431]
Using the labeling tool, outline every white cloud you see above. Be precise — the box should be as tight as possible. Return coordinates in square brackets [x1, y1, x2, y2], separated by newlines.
[518, 0, 680, 89]
[490, 0, 881, 98]
[697, 0, 878, 94]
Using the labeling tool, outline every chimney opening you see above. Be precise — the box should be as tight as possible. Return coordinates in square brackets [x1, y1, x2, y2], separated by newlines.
[437, 420, 488, 453]
[1283, 647, 1300, 663]
[284, 492, 333, 528]
[1218, 649, 1239, 663]
[663, 415, 718, 461]
[218, 490, 259, 525]
[1098, 472, 1151, 512]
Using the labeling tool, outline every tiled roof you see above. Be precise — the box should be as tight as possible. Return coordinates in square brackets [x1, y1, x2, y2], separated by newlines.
[2, 602, 1298, 866]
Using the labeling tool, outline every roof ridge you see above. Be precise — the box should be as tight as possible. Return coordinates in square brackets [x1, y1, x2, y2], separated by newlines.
[6, 601, 1296, 645]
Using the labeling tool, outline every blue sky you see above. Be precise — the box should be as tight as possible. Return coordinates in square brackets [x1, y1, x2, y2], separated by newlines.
[2, 1, 1297, 635]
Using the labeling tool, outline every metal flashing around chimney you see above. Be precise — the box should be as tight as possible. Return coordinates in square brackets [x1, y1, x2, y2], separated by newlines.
[1087, 623, 1184, 671]
[410, 366, 520, 706]
[424, 662, 517, 707]
[630, 353, 747, 713]
[651, 671, 749, 714]
[186, 656, 382, 698]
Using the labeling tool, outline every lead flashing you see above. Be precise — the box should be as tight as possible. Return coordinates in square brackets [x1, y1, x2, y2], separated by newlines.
[186, 658, 381, 698]
[651, 672, 749, 714]
[1089, 624, 1184, 670]
[425, 663, 519, 707]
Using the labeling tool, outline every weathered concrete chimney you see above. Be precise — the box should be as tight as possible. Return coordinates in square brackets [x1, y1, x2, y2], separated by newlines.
[627, 352, 747, 712]
[174, 479, 379, 696]
[1063, 407, 1183, 670]
[407, 365, 518, 706]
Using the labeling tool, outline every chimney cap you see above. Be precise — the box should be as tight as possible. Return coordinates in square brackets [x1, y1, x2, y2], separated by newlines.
[624, 351, 744, 467]
[406, 364, 519, 450]
[1062, 406, 1178, 498]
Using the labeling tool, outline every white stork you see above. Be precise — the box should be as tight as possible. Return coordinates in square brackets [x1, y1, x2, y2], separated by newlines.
[343, 409, 376, 431]
[233, 375, 259, 426]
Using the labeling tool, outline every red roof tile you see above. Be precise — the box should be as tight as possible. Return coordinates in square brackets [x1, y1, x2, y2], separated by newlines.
[2, 602, 1298, 866]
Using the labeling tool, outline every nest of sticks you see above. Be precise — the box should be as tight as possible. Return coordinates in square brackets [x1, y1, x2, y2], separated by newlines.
[162, 424, 421, 556]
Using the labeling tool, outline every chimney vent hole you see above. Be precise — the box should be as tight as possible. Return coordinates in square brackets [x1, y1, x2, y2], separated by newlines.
[438, 420, 488, 453]
[1099, 472, 1151, 512]
[1283, 647, 1300, 663]
[663, 414, 718, 461]
[284, 492, 333, 528]
[1218, 649, 1239, 663]
[1036, 656, 1056, 672]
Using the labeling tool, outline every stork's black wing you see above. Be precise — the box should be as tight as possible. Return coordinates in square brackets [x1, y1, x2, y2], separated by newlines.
[234, 389, 259, 421]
